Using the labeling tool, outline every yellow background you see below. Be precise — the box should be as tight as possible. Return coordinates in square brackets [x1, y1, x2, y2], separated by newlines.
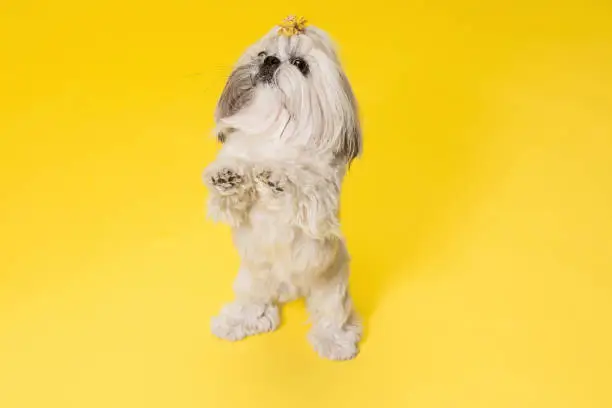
[1, 1, 611, 407]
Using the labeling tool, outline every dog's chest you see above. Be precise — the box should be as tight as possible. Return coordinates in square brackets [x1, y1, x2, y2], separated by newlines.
[233, 210, 329, 279]
[238, 209, 296, 259]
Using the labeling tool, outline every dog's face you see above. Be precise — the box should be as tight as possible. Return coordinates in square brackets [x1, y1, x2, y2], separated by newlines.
[215, 24, 362, 165]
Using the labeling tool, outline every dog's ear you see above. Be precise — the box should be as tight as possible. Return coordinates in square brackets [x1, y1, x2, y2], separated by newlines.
[335, 72, 362, 166]
[215, 64, 255, 143]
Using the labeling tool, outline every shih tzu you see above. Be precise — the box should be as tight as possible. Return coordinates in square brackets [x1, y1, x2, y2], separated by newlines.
[203, 16, 362, 360]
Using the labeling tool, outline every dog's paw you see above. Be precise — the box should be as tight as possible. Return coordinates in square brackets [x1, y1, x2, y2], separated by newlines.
[254, 168, 287, 193]
[308, 321, 361, 361]
[206, 167, 245, 195]
[211, 302, 280, 341]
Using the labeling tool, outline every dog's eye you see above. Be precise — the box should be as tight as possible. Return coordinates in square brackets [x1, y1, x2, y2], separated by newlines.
[290, 58, 309, 75]
[257, 51, 267, 57]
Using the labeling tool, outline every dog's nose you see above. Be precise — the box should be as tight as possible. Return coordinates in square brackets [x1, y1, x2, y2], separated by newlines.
[263, 55, 281, 67]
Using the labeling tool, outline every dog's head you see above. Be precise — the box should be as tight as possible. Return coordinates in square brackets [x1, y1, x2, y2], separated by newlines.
[215, 17, 362, 165]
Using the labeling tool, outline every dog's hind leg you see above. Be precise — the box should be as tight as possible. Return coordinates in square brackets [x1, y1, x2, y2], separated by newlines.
[211, 266, 280, 341]
[306, 258, 362, 361]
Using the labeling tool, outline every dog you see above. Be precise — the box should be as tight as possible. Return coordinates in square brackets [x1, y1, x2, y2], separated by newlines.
[203, 16, 362, 360]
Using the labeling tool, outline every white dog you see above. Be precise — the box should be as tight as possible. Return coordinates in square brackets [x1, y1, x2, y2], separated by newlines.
[203, 16, 362, 360]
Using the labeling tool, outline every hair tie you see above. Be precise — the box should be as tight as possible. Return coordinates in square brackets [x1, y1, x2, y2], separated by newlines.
[278, 15, 308, 37]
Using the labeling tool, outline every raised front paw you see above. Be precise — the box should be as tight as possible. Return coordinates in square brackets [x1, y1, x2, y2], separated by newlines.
[206, 167, 245, 194]
[254, 169, 286, 193]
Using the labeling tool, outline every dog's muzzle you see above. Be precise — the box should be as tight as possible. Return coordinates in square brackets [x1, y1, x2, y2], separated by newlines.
[257, 55, 281, 83]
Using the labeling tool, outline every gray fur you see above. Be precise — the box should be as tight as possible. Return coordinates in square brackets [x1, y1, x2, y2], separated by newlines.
[215, 64, 256, 142]
[337, 72, 362, 166]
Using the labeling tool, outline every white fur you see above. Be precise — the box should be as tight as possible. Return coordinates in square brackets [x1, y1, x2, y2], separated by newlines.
[204, 24, 362, 361]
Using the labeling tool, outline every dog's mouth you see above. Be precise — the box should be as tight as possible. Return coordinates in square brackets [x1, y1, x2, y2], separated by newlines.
[255, 71, 277, 86]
